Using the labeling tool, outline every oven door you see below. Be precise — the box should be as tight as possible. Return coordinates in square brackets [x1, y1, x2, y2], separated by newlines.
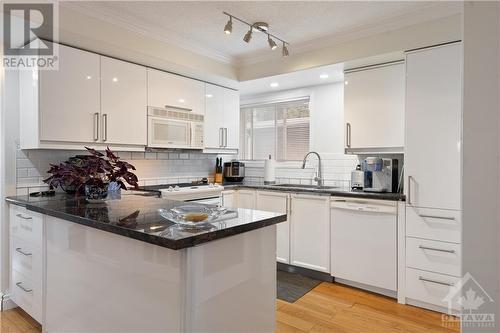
[187, 196, 222, 206]
[148, 117, 191, 148]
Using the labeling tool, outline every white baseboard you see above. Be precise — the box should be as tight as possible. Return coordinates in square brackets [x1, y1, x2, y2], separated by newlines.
[334, 277, 397, 298]
[1, 294, 18, 311]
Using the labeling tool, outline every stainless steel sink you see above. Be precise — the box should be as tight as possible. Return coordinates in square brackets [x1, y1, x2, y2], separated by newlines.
[272, 184, 339, 190]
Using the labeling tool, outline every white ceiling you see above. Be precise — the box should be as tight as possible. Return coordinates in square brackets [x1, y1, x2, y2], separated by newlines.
[64, 1, 461, 65]
[239, 62, 344, 96]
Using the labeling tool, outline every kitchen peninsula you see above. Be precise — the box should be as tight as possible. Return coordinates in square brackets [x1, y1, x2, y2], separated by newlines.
[6, 192, 286, 332]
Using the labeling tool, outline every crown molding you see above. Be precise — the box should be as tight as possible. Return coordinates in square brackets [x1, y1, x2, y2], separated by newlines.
[234, 2, 462, 67]
[61, 2, 236, 65]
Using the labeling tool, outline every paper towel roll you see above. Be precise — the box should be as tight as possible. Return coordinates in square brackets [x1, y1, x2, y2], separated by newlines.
[264, 155, 276, 185]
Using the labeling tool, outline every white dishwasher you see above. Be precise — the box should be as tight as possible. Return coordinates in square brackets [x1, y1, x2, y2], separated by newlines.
[330, 197, 397, 296]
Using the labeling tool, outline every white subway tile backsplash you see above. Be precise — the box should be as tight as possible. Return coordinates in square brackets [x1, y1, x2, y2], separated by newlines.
[145, 152, 157, 160]
[179, 153, 189, 159]
[17, 158, 35, 168]
[131, 152, 145, 160]
[169, 153, 179, 159]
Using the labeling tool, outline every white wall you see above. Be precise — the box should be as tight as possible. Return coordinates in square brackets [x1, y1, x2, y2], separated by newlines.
[461, 2, 500, 332]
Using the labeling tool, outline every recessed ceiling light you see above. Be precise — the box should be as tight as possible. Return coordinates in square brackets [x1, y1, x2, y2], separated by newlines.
[319, 74, 329, 79]
[86, 75, 92, 80]
[206, 94, 213, 98]
[344, 80, 349, 85]
[178, 98, 185, 103]
[112, 77, 118, 82]
[270, 82, 279, 88]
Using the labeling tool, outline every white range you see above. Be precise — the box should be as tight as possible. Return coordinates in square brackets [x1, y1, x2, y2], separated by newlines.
[159, 183, 224, 205]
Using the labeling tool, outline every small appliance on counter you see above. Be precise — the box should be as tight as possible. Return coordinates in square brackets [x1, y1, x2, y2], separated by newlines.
[362, 157, 399, 193]
[215, 158, 223, 184]
[264, 155, 276, 185]
[350, 164, 371, 190]
[223, 160, 245, 183]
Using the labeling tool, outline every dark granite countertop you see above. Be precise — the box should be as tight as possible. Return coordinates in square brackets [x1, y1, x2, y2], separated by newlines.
[6, 192, 286, 250]
[138, 183, 405, 201]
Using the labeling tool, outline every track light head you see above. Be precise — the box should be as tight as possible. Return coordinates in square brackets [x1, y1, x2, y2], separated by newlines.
[268, 36, 278, 50]
[224, 16, 232, 34]
[282, 43, 289, 57]
[243, 28, 253, 43]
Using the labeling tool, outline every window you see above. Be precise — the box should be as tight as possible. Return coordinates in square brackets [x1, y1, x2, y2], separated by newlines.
[240, 98, 310, 160]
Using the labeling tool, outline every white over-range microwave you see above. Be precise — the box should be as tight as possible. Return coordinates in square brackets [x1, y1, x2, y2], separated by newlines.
[147, 106, 204, 149]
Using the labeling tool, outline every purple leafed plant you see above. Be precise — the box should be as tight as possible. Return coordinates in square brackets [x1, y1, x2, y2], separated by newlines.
[43, 147, 139, 195]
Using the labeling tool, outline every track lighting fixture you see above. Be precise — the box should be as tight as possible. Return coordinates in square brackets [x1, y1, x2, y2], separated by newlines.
[268, 36, 277, 50]
[243, 28, 253, 43]
[282, 43, 289, 57]
[224, 16, 232, 34]
[222, 12, 290, 56]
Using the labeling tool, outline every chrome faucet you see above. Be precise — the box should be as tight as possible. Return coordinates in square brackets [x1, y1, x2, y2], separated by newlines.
[301, 151, 323, 187]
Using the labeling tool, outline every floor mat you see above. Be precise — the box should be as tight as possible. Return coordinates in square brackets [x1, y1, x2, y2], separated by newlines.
[277, 270, 322, 303]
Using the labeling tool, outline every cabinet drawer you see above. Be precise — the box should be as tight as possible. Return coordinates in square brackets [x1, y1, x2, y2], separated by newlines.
[10, 205, 43, 245]
[406, 237, 461, 277]
[406, 268, 460, 311]
[406, 206, 461, 243]
[11, 269, 42, 322]
[11, 236, 41, 279]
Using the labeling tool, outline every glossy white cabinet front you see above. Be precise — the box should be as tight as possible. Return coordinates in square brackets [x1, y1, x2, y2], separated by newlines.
[147, 68, 205, 114]
[39, 43, 100, 143]
[256, 191, 290, 264]
[100, 57, 147, 145]
[290, 194, 330, 273]
[405, 43, 462, 210]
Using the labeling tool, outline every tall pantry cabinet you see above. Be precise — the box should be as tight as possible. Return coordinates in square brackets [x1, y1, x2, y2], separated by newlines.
[403, 42, 463, 312]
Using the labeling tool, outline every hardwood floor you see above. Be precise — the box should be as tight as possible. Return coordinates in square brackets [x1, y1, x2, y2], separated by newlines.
[276, 282, 460, 333]
[1, 281, 459, 333]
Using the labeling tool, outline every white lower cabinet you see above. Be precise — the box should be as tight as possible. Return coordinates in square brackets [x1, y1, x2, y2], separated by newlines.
[256, 191, 290, 264]
[9, 205, 43, 323]
[290, 194, 330, 273]
[221, 190, 236, 208]
[236, 190, 256, 209]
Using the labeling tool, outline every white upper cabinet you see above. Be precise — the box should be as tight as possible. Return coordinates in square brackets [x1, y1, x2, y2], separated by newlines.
[147, 68, 205, 114]
[204, 83, 240, 151]
[405, 43, 462, 210]
[100, 57, 147, 146]
[38, 43, 101, 144]
[344, 62, 405, 152]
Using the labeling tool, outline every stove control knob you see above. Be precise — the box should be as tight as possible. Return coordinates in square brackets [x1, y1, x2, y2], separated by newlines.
[168, 186, 174, 192]
[209, 183, 214, 188]
[174, 185, 180, 191]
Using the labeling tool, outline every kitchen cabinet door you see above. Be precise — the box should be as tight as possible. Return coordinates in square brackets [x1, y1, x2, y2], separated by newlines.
[344, 63, 405, 151]
[236, 190, 256, 209]
[221, 190, 236, 208]
[405, 43, 462, 210]
[290, 194, 330, 273]
[147, 69, 205, 114]
[256, 191, 289, 264]
[204, 84, 225, 149]
[101, 57, 147, 146]
[223, 88, 240, 150]
[39, 43, 100, 143]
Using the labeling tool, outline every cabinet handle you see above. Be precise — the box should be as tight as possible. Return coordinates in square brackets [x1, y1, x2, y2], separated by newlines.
[93, 112, 99, 141]
[418, 276, 454, 287]
[407, 175, 413, 205]
[219, 128, 224, 147]
[346, 123, 351, 148]
[224, 128, 228, 147]
[419, 214, 456, 221]
[418, 245, 456, 254]
[16, 213, 32, 220]
[15, 248, 32, 256]
[15, 282, 32, 293]
[102, 114, 108, 142]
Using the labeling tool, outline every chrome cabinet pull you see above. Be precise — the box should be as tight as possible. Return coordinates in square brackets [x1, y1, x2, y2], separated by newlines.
[15, 248, 32, 256]
[93, 112, 99, 141]
[418, 245, 456, 254]
[219, 128, 223, 147]
[346, 123, 351, 148]
[407, 175, 413, 205]
[224, 128, 228, 147]
[16, 213, 32, 220]
[102, 114, 108, 141]
[419, 214, 456, 221]
[418, 276, 454, 287]
[16, 282, 32, 293]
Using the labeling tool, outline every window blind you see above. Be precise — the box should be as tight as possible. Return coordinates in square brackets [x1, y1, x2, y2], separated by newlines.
[240, 98, 310, 160]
